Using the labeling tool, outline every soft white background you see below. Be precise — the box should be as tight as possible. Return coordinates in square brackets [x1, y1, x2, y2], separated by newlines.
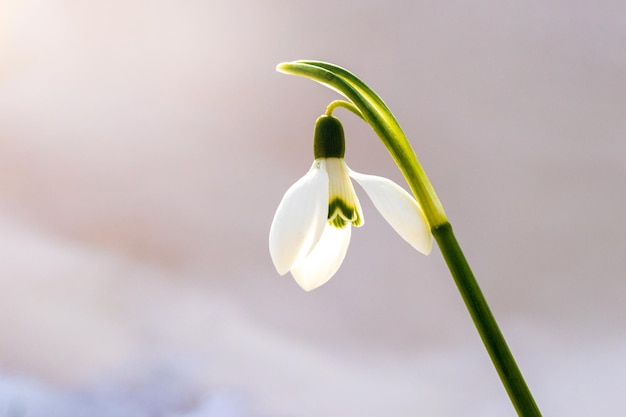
[0, 1, 625, 416]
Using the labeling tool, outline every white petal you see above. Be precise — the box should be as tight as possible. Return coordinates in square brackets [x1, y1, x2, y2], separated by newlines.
[269, 160, 329, 274]
[349, 169, 432, 255]
[290, 223, 351, 291]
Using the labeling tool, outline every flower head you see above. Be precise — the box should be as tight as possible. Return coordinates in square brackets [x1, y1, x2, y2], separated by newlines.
[269, 115, 432, 291]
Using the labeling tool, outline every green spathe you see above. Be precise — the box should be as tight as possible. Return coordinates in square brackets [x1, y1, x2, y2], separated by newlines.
[314, 115, 345, 159]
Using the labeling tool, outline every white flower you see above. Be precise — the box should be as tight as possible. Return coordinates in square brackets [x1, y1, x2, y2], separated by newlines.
[269, 115, 432, 291]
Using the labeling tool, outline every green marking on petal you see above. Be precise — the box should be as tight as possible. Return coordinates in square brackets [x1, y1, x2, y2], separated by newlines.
[328, 197, 362, 228]
[330, 216, 346, 228]
[328, 198, 355, 221]
[352, 211, 363, 227]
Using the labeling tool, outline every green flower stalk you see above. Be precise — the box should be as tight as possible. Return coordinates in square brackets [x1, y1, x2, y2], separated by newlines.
[270, 60, 542, 416]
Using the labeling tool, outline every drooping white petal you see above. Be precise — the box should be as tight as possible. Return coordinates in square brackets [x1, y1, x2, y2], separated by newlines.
[290, 223, 352, 291]
[348, 168, 432, 255]
[269, 160, 329, 274]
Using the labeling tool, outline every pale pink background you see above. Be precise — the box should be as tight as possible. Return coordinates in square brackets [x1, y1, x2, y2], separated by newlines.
[0, 1, 624, 416]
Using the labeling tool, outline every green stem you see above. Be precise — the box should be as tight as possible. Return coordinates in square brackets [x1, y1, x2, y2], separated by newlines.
[325, 100, 365, 120]
[433, 223, 541, 416]
[277, 60, 542, 416]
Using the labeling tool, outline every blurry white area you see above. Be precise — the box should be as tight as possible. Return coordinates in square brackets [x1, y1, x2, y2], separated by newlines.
[0, 369, 247, 417]
[0, 0, 625, 416]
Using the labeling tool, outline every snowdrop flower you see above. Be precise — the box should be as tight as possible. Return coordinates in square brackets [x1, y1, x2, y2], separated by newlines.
[269, 115, 432, 291]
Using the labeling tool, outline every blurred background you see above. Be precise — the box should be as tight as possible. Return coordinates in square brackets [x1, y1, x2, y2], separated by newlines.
[0, 0, 625, 416]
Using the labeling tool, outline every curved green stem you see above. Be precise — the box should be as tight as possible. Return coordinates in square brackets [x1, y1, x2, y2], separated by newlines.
[325, 100, 364, 120]
[277, 60, 542, 416]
